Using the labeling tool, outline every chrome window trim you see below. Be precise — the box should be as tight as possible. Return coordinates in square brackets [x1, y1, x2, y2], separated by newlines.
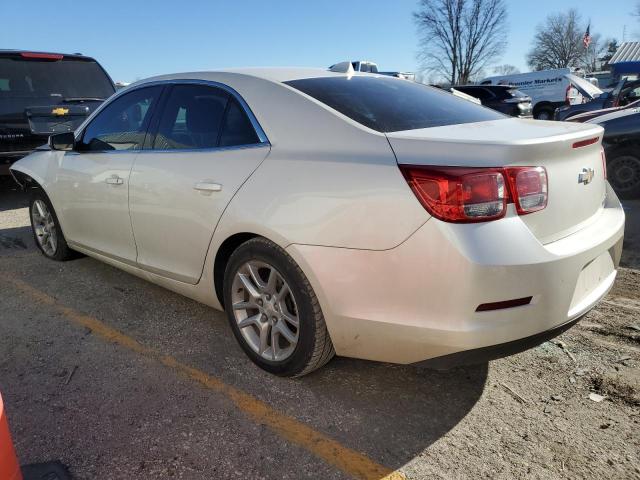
[136, 142, 270, 155]
[65, 142, 269, 157]
[73, 78, 270, 153]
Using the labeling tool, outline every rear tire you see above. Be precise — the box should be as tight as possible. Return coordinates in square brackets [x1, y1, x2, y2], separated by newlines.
[29, 189, 80, 261]
[607, 149, 640, 200]
[223, 237, 335, 377]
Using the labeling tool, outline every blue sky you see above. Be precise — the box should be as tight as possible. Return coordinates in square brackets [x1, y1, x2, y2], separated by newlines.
[2, 0, 637, 82]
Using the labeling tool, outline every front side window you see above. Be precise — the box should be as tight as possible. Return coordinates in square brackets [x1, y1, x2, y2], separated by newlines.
[153, 84, 260, 150]
[285, 76, 504, 132]
[77, 86, 162, 151]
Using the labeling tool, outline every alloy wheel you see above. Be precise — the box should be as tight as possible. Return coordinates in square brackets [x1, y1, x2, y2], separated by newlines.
[230, 261, 300, 361]
[31, 199, 57, 256]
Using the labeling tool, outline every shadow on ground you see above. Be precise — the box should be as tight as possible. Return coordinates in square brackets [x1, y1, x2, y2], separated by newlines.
[621, 200, 640, 270]
[0, 177, 28, 212]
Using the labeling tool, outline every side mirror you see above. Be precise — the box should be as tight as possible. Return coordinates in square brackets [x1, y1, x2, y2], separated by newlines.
[49, 132, 76, 151]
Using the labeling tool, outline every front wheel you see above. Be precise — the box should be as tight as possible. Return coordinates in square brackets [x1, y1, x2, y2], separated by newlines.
[29, 189, 79, 261]
[607, 150, 640, 199]
[223, 237, 335, 377]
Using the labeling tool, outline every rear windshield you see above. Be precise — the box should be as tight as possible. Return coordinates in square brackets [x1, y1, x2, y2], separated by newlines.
[0, 57, 114, 99]
[284, 76, 504, 132]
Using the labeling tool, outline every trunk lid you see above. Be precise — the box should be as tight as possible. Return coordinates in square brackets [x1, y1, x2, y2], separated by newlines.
[387, 118, 606, 244]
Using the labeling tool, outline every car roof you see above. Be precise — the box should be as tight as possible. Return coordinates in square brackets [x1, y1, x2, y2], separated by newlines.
[139, 67, 381, 85]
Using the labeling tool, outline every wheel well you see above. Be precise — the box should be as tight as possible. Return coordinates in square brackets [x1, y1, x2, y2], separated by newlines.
[10, 171, 41, 191]
[533, 102, 553, 114]
[213, 232, 260, 307]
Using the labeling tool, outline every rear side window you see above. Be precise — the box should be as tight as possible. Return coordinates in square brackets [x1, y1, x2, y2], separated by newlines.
[153, 84, 260, 150]
[220, 99, 259, 147]
[78, 86, 161, 151]
[285, 76, 503, 132]
[0, 56, 114, 99]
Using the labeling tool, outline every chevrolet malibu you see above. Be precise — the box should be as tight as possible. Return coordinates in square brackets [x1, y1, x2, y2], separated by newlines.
[10, 68, 625, 376]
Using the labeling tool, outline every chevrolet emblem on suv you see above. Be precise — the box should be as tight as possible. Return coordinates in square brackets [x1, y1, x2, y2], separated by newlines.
[51, 107, 70, 116]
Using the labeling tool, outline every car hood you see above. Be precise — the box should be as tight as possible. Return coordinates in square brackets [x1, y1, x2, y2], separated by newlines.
[565, 73, 604, 100]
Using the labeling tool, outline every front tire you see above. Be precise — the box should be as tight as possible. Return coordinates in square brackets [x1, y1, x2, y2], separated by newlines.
[29, 189, 78, 261]
[223, 237, 335, 377]
[534, 107, 554, 120]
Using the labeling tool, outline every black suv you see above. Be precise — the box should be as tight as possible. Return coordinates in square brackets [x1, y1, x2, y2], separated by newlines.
[453, 85, 533, 118]
[0, 50, 115, 175]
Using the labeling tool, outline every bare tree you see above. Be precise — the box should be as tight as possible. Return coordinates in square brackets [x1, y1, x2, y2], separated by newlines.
[527, 9, 587, 70]
[414, 0, 508, 85]
[493, 64, 520, 75]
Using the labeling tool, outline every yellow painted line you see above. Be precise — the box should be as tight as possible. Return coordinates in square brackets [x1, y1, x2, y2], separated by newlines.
[3, 276, 405, 480]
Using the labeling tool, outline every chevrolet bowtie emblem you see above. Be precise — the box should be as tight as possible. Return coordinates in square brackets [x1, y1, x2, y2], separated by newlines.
[578, 167, 595, 185]
[51, 107, 69, 116]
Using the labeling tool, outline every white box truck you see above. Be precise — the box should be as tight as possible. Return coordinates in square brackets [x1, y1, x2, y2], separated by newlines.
[480, 68, 603, 120]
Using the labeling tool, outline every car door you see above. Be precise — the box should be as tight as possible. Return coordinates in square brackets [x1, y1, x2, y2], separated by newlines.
[56, 85, 163, 263]
[129, 82, 270, 284]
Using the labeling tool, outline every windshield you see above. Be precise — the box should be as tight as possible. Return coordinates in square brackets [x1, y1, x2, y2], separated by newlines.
[0, 57, 114, 100]
[285, 76, 504, 132]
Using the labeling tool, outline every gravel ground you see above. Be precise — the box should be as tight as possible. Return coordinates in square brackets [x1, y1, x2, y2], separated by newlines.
[0, 179, 638, 479]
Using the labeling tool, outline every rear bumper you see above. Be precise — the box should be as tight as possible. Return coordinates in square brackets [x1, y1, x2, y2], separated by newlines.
[287, 183, 625, 364]
[414, 315, 582, 369]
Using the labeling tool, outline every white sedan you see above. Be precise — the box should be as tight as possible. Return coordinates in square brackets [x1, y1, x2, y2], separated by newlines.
[10, 68, 625, 376]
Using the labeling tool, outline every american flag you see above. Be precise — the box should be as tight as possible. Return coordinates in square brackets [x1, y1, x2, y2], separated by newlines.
[583, 24, 591, 48]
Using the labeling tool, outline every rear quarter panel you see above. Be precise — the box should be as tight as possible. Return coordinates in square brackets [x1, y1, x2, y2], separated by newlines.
[210, 73, 430, 251]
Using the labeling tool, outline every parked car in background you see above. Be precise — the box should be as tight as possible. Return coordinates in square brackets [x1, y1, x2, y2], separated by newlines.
[330, 60, 415, 80]
[566, 99, 640, 123]
[453, 85, 532, 117]
[481, 69, 603, 120]
[555, 79, 640, 121]
[588, 108, 640, 199]
[0, 50, 114, 176]
[11, 68, 624, 377]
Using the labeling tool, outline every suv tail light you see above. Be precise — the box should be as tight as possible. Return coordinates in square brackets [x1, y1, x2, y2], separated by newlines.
[400, 165, 548, 223]
[601, 147, 607, 180]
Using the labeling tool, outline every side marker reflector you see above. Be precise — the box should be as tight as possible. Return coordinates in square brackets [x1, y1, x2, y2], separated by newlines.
[572, 137, 599, 149]
[476, 296, 533, 312]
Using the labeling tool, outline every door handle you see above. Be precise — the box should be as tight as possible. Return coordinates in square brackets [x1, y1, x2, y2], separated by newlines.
[194, 181, 222, 192]
[106, 175, 124, 185]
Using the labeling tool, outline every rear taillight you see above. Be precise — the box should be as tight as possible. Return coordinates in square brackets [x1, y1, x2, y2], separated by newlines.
[601, 147, 607, 180]
[400, 165, 548, 223]
[505, 167, 548, 215]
